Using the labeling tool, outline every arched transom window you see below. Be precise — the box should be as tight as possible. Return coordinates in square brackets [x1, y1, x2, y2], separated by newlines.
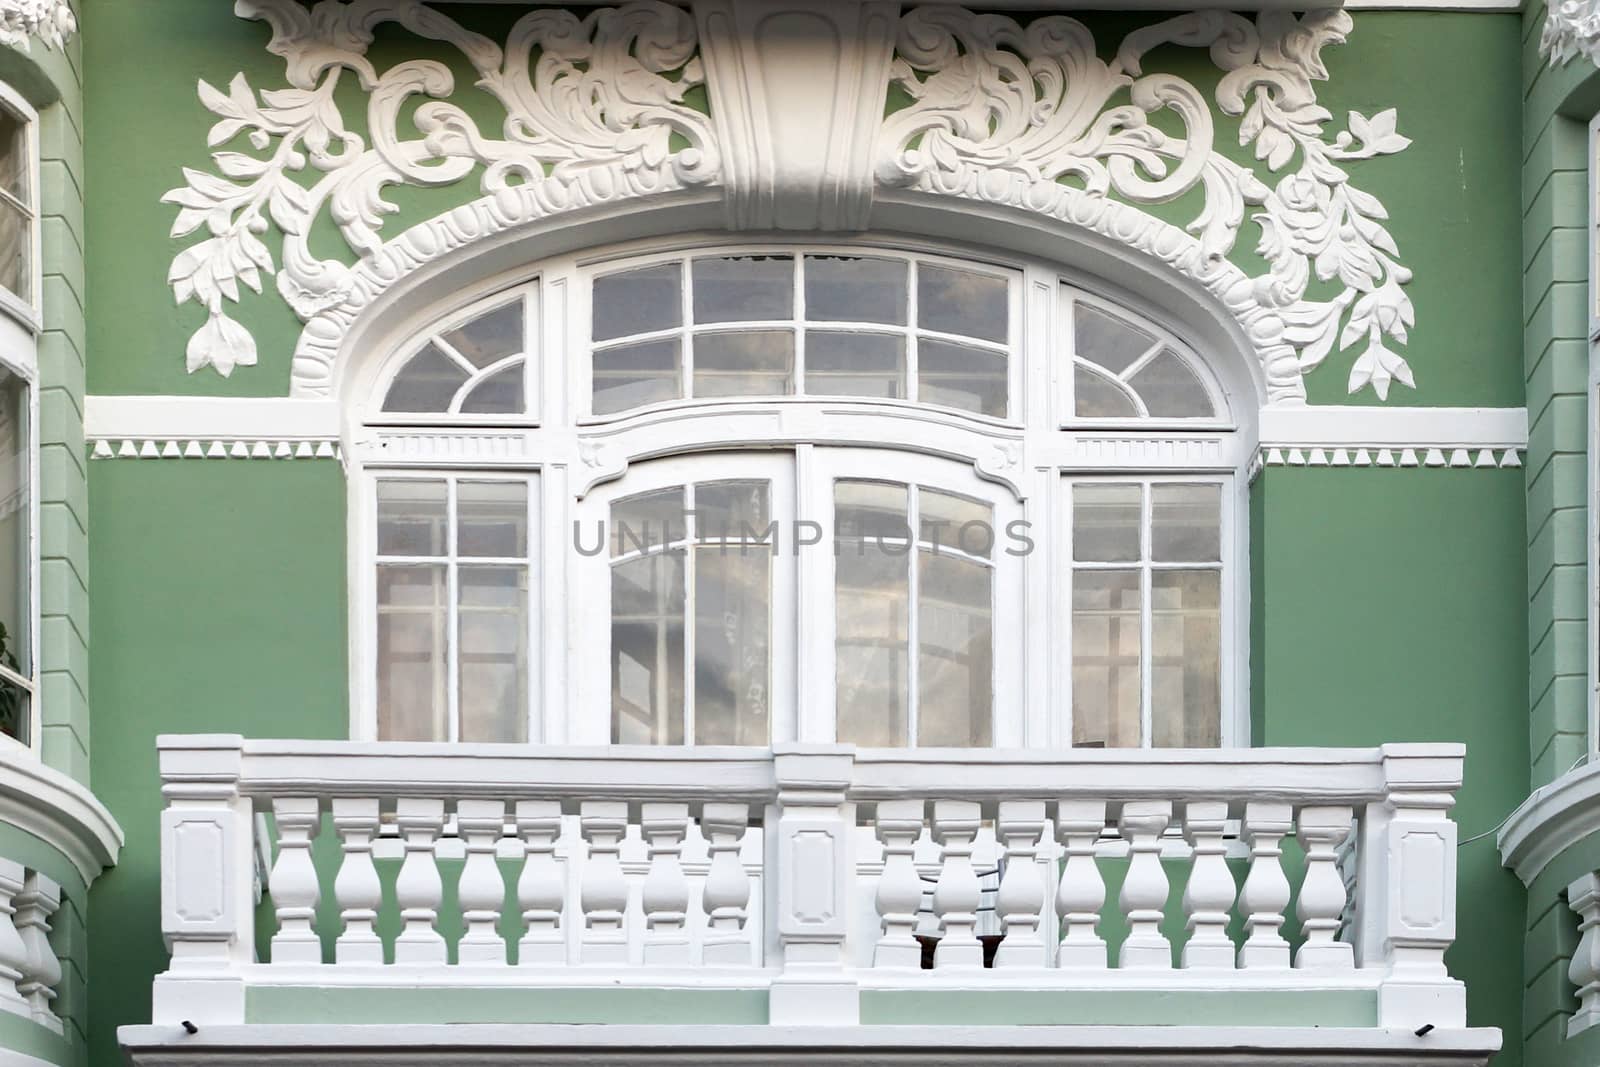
[353, 240, 1248, 750]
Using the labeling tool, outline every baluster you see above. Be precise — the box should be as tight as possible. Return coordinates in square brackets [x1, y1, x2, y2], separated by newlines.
[994, 800, 1048, 968]
[1055, 800, 1107, 968]
[1237, 800, 1293, 969]
[640, 802, 691, 965]
[392, 798, 446, 965]
[0, 860, 28, 1012]
[456, 800, 508, 965]
[1295, 805, 1355, 969]
[700, 802, 753, 966]
[1336, 831, 1359, 946]
[578, 800, 629, 965]
[1570, 873, 1600, 1036]
[872, 799, 926, 969]
[1181, 801, 1235, 969]
[516, 801, 566, 966]
[268, 798, 322, 965]
[1117, 800, 1172, 969]
[331, 799, 384, 964]
[931, 799, 983, 969]
[14, 873, 61, 1029]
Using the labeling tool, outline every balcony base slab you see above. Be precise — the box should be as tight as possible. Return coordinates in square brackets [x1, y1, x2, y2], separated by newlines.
[119, 1024, 1502, 1067]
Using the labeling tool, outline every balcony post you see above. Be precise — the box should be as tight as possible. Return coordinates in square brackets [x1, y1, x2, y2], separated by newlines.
[767, 744, 857, 1024]
[1366, 744, 1465, 1029]
[154, 735, 253, 1025]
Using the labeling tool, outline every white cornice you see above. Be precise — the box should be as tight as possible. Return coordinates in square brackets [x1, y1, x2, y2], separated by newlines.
[0, 747, 122, 885]
[1498, 759, 1600, 886]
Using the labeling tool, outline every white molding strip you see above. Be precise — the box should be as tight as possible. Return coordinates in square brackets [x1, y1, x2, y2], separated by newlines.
[86, 396, 340, 460]
[1498, 758, 1600, 886]
[0, 746, 122, 885]
[1255, 405, 1526, 473]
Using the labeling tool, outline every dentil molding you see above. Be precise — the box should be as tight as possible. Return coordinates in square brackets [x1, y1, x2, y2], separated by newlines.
[0, 0, 74, 52]
[164, 1, 1417, 405]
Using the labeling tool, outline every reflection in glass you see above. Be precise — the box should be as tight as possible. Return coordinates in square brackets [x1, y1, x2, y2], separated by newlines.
[383, 344, 468, 413]
[0, 109, 25, 203]
[917, 264, 1007, 342]
[918, 551, 992, 747]
[1075, 365, 1139, 418]
[377, 480, 447, 556]
[835, 542, 908, 748]
[457, 481, 528, 558]
[442, 300, 523, 368]
[459, 565, 527, 743]
[377, 564, 448, 741]
[0, 367, 26, 741]
[1151, 569, 1220, 747]
[835, 481, 909, 542]
[694, 545, 770, 745]
[805, 256, 907, 324]
[695, 481, 769, 541]
[611, 551, 686, 745]
[1071, 569, 1140, 748]
[917, 338, 1006, 417]
[921, 488, 992, 560]
[693, 255, 793, 323]
[805, 331, 905, 399]
[1152, 483, 1221, 562]
[1072, 483, 1141, 562]
[1128, 350, 1214, 418]
[458, 362, 524, 415]
[611, 487, 685, 558]
[593, 262, 682, 342]
[1075, 304, 1155, 375]
[693, 330, 794, 397]
[592, 338, 681, 414]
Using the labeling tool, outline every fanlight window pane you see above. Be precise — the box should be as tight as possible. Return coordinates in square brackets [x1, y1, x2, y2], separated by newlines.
[593, 338, 681, 414]
[806, 256, 907, 324]
[918, 264, 1007, 343]
[609, 481, 772, 746]
[1069, 479, 1224, 749]
[1128, 350, 1212, 418]
[0, 366, 28, 743]
[918, 338, 1006, 418]
[694, 255, 792, 323]
[693, 330, 795, 397]
[834, 480, 993, 748]
[594, 262, 682, 342]
[1070, 297, 1217, 420]
[806, 332, 904, 399]
[458, 363, 524, 415]
[376, 476, 536, 745]
[442, 300, 523, 369]
[1075, 366, 1139, 418]
[383, 344, 469, 413]
[1075, 304, 1155, 375]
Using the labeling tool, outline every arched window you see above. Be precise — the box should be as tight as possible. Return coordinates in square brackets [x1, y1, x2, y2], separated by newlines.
[350, 240, 1247, 750]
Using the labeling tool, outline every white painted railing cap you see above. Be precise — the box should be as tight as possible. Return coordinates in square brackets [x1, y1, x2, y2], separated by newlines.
[1378, 742, 1466, 791]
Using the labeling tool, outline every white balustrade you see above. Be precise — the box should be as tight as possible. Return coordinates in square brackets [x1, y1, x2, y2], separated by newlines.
[1569, 872, 1600, 1037]
[13, 871, 62, 1032]
[149, 738, 1472, 1033]
[0, 859, 31, 1015]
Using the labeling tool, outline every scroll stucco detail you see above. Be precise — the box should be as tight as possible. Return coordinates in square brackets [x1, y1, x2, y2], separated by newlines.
[0, 0, 75, 52]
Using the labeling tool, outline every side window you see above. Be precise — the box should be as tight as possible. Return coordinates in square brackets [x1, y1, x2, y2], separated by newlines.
[0, 360, 29, 744]
[0, 89, 35, 315]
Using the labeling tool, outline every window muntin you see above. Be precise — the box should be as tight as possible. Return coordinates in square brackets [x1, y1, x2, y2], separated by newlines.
[1069, 479, 1225, 749]
[374, 474, 535, 743]
[0, 362, 29, 743]
[1069, 294, 1220, 421]
[378, 290, 537, 419]
[588, 252, 1014, 418]
[0, 94, 32, 313]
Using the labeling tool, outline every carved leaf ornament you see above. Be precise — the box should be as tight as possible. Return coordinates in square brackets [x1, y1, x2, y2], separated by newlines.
[164, 1, 1416, 400]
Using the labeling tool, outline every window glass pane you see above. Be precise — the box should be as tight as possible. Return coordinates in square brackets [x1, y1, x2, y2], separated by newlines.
[920, 488, 992, 560]
[0, 195, 26, 304]
[695, 481, 769, 542]
[1075, 303, 1155, 375]
[459, 565, 528, 744]
[0, 366, 25, 742]
[835, 480, 909, 542]
[918, 551, 992, 747]
[377, 480, 447, 556]
[458, 362, 525, 415]
[805, 256, 907, 324]
[441, 299, 524, 369]
[458, 481, 528, 558]
[0, 108, 25, 204]
[1151, 570, 1220, 748]
[917, 338, 1007, 417]
[693, 255, 793, 323]
[1128, 350, 1214, 418]
[835, 542, 908, 747]
[1075, 365, 1139, 418]
[0, 677, 24, 744]
[593, 262, 682, 342]
[377, 564, 448, 742]
[592, 338, 681, 414]
[694, 545, 770, 745]
[804, 331, 905, 399]
[612, 487, 685, 558]
[692, 330, 794, 397]
[1071, 569, 1140, 748]
[918, 264, 1007, 342]
[611, 552, 685, 745]
[1152, 484, 1221, 562]
[1072, 483, 1141, 563]
[383, 344, 468, 413]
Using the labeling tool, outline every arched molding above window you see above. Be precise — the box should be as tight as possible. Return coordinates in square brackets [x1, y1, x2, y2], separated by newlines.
[164, 0, 1420, 410]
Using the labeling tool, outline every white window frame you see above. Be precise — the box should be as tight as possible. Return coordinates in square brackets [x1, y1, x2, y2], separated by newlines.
[348, 235, 1250, 750]
[0, 80, 40, 331]
[0, 320, 37, 755]
[1588, 111, 1600, 756]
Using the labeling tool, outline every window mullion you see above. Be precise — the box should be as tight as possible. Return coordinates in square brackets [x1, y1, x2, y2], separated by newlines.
[907, 262, 919, 404]
[681, 256, 694, 401]
[446, 478, 461, 743]
[907, 484, 920, 747]
[683, 483, 697, 746]
[1140, 481, 1153, 750]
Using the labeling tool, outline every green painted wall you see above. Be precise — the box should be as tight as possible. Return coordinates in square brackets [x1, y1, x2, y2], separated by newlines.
[86, 461, 348, 1067]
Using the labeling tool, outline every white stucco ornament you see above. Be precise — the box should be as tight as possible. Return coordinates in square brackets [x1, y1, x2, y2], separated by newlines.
[164, 0, 1416, 402]
[1542, 0, 1600, 65]
[0, 0, 75, 52]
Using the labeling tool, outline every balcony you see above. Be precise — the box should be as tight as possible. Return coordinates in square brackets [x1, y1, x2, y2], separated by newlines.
[119, 737, 1501, 1066]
